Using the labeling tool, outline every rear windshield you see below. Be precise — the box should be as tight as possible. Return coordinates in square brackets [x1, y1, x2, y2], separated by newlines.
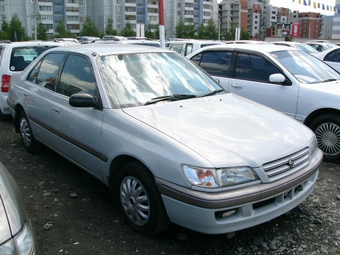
[10, 46, 57, 71]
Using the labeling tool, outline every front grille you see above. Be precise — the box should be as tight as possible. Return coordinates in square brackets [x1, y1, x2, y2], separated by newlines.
[262, 147, 309, 181]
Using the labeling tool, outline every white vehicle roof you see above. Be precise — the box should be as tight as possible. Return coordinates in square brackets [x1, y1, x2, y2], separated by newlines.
[43, 43, 170, 56]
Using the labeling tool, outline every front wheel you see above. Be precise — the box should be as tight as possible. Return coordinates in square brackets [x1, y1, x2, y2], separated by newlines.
[19, 111, 40, 153]
[116, 161, 170, 235]
[309, 114, 340, 162]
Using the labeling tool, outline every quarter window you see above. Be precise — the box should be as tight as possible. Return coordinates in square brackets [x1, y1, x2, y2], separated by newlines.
[324, 49, 340, 62]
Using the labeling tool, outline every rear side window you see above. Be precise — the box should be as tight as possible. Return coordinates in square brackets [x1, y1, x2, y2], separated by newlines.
[10, 46, 57, 72]
[32, 53, 65, 90]
[169, 43, 184, 53]
[193, 51, 232, 77]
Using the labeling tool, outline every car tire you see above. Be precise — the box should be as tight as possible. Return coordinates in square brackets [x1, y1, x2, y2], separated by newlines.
[310, 114, 340, 162]
[116, 161, 170, 235]
[19, 111, 40, 153]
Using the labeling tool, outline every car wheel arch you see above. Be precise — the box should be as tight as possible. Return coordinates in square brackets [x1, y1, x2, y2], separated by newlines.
[108, 155, 149, 203]
[14, 104, 25, 133]
[304, 108, 340, 127]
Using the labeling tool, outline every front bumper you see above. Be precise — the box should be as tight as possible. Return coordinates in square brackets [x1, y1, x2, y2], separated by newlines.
[156, 149, 322, 234]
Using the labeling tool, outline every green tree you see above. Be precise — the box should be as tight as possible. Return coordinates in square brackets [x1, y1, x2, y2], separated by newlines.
[145, 23, 159, 39]
[196, 19, 218, 39]
[105, 18, 117, 36]
[55, 19, 69, 38]
[119, 21, 136, 36]
[79, 16, 102, 37]
[174, 18, 195, 38]
[37, 22, 48, 40]
[8, 13, 27, 41]
[0, 20, 10, 40]
[221, 26, 250, 41]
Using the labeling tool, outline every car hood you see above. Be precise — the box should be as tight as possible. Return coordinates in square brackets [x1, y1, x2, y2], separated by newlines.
[123, 93, 312, 167]
[0, 162, 28, 243]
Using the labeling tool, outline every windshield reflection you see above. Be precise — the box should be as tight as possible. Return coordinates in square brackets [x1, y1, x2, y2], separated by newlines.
[271, 50, 340, 84]
[97, 52, 222, 108]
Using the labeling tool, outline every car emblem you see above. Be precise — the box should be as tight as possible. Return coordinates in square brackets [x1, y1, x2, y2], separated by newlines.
[288, 158, 295, 168]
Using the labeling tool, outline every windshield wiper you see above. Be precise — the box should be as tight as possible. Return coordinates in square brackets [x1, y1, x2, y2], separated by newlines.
[144, 94, 197, 105]
[322, 78, 337, 82]
[201, 89, 225, 97]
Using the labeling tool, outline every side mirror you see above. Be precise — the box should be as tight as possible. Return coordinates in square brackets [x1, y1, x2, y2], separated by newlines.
[69, 93, 98, 108]
[269, 73, 286, 83]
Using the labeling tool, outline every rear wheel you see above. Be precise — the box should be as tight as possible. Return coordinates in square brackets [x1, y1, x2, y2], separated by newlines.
[19, 111, 40, 153]
[310, 114, 340, 162]
[116, 161, 170, 235]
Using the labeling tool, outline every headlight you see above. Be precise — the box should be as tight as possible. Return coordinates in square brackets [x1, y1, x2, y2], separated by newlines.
[15, 223, 35, 255]
[0, 223, 36, 255]
[309, 135, 318, 157]
[182, 165, 259, 188]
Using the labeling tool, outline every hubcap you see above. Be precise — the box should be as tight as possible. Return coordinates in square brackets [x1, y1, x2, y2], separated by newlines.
[315, 122, 340, 156]
[120, 176, 150, 226]
[20, 117, 31, 147]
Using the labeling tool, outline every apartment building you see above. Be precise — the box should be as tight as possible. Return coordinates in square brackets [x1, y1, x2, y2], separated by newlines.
[0, 0, 80, 38]
[299, 12, 321, 39]
[333, 0, 340, 39]
[320, 15, 334, 39]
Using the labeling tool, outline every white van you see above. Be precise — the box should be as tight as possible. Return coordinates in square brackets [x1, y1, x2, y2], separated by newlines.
[165, 39, 224, 56]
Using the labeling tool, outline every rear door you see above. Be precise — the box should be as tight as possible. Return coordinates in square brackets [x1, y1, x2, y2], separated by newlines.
[23, 53, 66, 145]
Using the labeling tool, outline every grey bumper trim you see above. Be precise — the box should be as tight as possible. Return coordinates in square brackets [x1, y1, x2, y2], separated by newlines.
[156, 149, 323, 209]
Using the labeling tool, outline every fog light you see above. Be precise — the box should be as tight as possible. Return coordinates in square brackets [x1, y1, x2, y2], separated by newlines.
[216, 209, 237, 218]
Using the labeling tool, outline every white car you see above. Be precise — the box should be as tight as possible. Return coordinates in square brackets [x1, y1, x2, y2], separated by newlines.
[187, 44, 340, 162]
[272, 41, 319, 55]
[305, 41, 337, 52]
[0, 41, 61, 120]
[314, 46, 340, 72]
[7, 44, 322, 235]
[165, 39, 224, 56]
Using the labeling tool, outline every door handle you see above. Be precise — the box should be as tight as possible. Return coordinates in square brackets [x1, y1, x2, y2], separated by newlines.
[231, 84, 242, 89]
[52, 108, 60, 114]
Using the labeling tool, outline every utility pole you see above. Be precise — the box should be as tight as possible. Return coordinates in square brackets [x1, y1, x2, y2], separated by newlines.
[158, 0, 165, 48]
[31, 0, 37, 40]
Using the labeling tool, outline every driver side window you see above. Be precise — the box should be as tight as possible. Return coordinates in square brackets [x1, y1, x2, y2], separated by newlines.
[57, 54, 96, 97]
[235, 53, 282, 83]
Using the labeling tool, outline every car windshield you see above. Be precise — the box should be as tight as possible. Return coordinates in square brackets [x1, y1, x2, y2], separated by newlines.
[296, 44, 319, 54]
[97, 52, 222, 108]
[270, 50, 340, 84]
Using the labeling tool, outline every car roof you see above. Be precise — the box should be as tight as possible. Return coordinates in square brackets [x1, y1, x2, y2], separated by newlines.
[43, 43, 171, 56]
[166, 39, 224, 44]
[191, 43, 299, 54]
[0, 41, 61, 47]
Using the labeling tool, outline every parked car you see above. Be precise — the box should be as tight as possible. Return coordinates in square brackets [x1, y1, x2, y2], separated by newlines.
[0, 161, 38, 254]
[223, 40, 272, 45]
[186, 44, 340, 162]
[7, 44, 322, 235]
[314, 46, 340, 72]
[95, 39, 160, 47]
[165, 39, 224, 56]
[272, 41, 319, 55]
[0, 41, 61, 121]
[305, 41, 337, 52]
